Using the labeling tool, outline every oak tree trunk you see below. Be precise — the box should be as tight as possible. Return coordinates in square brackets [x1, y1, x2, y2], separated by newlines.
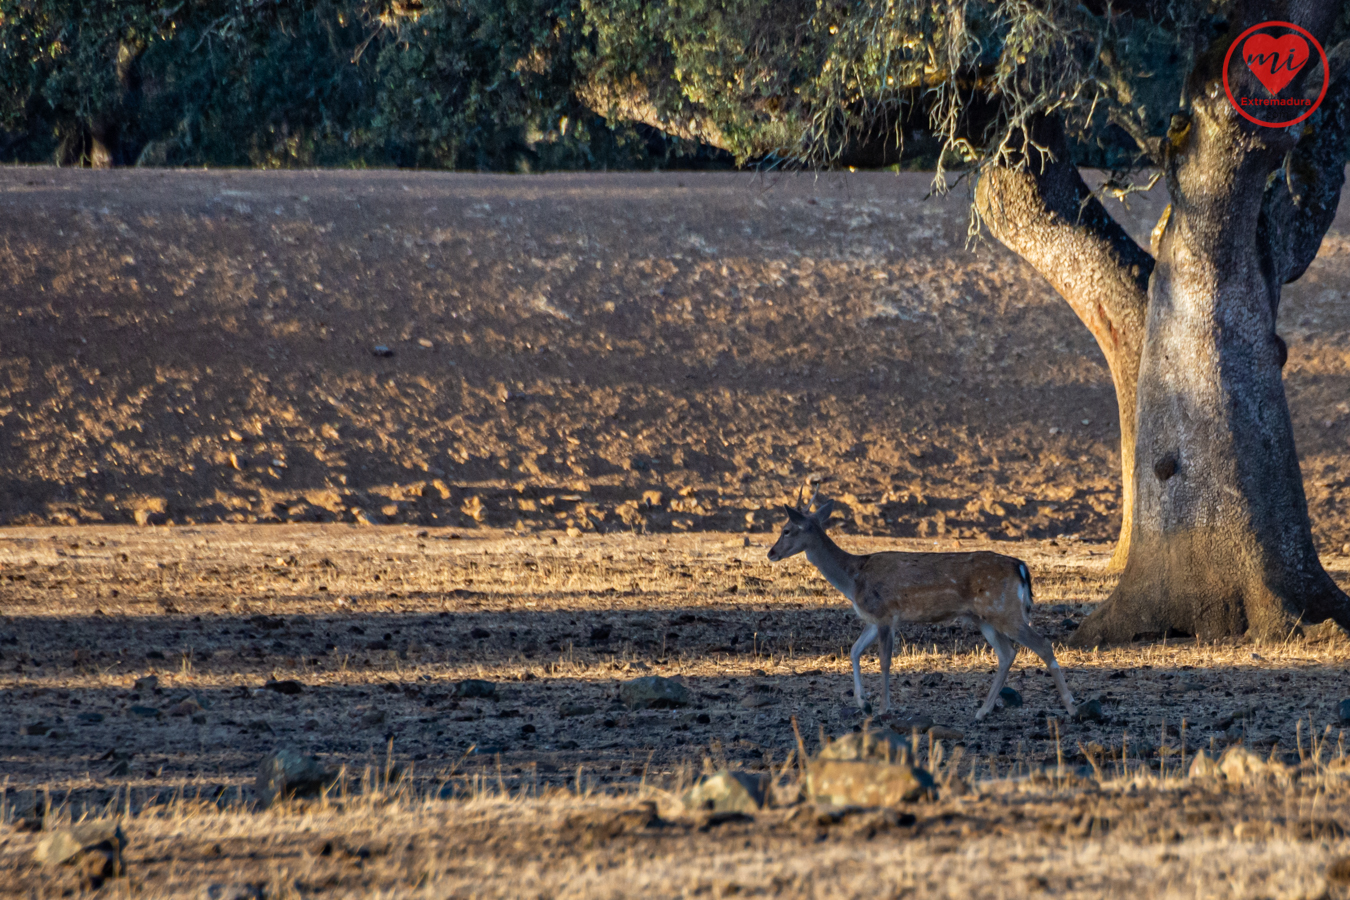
[1072, 18, 1350, 644]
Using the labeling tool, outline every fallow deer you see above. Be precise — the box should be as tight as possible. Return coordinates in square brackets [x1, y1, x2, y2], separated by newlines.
[767, 492, 1076, 720]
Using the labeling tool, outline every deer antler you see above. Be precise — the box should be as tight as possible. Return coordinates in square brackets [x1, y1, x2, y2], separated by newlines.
[795, 485, 805, 511]
[808, 486, 821, 512]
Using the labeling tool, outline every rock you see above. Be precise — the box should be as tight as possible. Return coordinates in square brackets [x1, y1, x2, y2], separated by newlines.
[360, 709, 386, 728]
[134, 675, 159, 692]
[1218, 745, 1289, 785]
[1339, 698, 1350, 725]
[20, 721, 49, 736]
[1188, 751, 1221, 779]
[928, 725, 963, 741]
[34, 820, 126, 887]
[818, 728, 912, 764]
[469, 627, 491, 640]
[166, 699, 202, 717]
[78, 712, 105, 724]
[806, 759, 936, 806]
[1075, 698, 1105, 723]
[739, 693, 774, 708]
[129, 705, 161, 719]
[619, 675, 690, 709]
[559, 703, 596, 718]
[256, 747, 335, 807]
[683, 771, 768, 814]
[454, 679, 496, 699]
[372, 345, 394, 357]
[263, 679, 305, 696]
[998, 686, 1023, 708]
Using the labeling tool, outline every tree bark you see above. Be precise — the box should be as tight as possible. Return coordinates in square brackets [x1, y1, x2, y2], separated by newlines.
[974, 117, 1151, 571]
[1072, 14, 1350, 645]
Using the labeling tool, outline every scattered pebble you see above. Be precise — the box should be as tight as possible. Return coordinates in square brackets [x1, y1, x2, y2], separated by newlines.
[619, 675, 690, 709]
[454, 679, 497, 699]
[998, 686, 1023, 708]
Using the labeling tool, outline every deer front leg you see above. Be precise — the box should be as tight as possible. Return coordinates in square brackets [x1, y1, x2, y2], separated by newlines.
[877, 624, 894, 713]
[850, 624, 879, 709]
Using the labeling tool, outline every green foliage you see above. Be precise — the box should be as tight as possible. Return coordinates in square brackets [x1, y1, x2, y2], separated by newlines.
[578, 0, 1203, 172]
[0, 0, 708, 169]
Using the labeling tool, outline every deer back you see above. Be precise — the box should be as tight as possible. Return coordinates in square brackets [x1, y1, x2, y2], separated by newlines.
[852, 550, 1027, 625]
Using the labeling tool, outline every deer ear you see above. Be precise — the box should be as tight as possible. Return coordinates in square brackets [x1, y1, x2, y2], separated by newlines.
[813, 499, 835, 526]
[784, 505, 806, 522]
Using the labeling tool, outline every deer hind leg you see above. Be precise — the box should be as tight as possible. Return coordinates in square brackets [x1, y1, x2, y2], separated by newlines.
[850, 624, 879, 709]
[1013, 622, 1076, 715]
[877, 624, 894, 714]
[975, 622, 1016, 721]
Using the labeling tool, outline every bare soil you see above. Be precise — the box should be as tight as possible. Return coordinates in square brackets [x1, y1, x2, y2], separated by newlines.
[3, 168, 1350, 897]
[1, 167, 1347, 547]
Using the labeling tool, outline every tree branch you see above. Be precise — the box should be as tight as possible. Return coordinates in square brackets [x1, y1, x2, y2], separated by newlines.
[975, 114, 1153, 570]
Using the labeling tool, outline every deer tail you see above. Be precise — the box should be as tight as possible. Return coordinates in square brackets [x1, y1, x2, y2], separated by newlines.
[1016, 561, 1033, 616]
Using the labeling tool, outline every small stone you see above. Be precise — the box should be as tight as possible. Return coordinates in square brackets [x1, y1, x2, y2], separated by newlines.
[360, 709, 386, 728]
[559, 703, 596, 718]
[20, 722, 49, 736]
[372, 345, 394, 357]
[167, 699, 202, 717]
[129, 705, 161, 719]
[1075, 698, 1104, 722]
[262, 679, 305, 696]
[1218, 745, 1289, 785]
[78, 712, 105, 724]
[619, 675, 691, 709]
[999, 686, 1023, 708]
[739, 693, 774, 708]
[683, 771, 768, 814]
[256, 746, 335, 807]
[134, 675, 160, 692]
[469, 627, 491, 639]
[818, 728, 912, 764]
[34, 820, 126, 887]
[806, 759, 936, 806]
[417, 338, 434, 349]
[454, 679, 496, 699]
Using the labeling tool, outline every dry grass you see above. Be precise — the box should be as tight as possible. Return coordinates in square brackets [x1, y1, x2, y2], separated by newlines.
[4, 526, 1350, 897]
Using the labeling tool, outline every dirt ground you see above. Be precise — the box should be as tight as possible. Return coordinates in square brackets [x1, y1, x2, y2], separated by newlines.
[1, 167, 1348, 549]
[3, 527, 1350, 897]
[2, 168, 1350, 896]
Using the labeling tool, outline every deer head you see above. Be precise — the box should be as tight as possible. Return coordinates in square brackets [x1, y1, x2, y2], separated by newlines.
[767, 488, 835, 561]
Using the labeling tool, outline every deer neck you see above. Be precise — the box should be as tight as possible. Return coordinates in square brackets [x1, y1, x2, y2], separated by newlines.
[804, 530, 860, 600]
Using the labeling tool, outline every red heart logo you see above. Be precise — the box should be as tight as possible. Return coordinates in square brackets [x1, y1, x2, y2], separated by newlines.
[1243, 33, 1309, 96]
